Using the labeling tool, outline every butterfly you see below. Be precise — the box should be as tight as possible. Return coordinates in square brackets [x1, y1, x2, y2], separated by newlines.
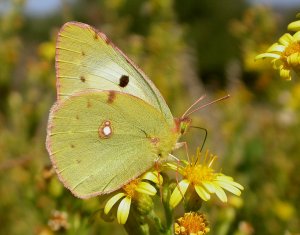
[46, 22, 195, 199]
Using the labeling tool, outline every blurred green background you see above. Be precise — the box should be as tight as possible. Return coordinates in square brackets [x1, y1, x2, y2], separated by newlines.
[1, 0, 300, 234]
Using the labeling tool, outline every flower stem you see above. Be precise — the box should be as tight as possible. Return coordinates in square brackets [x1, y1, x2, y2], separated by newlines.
[162, 181, 174, 235]
[124, 208, 149, 235]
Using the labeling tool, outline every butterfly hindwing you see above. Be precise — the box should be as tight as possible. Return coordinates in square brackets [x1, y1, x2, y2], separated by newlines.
[46, 91, 178, 198]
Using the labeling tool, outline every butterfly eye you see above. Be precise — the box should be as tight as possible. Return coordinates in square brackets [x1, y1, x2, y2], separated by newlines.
[179, 117, 191, 135]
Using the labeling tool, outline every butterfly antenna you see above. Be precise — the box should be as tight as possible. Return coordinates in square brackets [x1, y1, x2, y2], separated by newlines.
[184, 94, 230, 117]
[181, 95, 206, 118]
[189, 126, 207, 153]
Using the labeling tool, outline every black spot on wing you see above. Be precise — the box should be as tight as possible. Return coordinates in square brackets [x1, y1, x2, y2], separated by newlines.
[80, 75, 86, 82]
[119, 75, 129, 88]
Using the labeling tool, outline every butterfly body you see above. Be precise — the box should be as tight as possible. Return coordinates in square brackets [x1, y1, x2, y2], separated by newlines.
[47, 22, 189, 199]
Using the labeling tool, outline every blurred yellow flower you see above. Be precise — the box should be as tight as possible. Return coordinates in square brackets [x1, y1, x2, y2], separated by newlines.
[169, 150, 244, 208]
[38, 41, 56, 61]
[288, 13, 300, 32]
[104, 171, 162, 224]
[48, 210, 69, 231]
[174, 212, 210, 235]
[256, 14, 300, 80]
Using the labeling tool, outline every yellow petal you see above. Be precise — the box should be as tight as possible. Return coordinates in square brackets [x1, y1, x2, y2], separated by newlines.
[287, 52, 300, 67]
[288, 20, 300, 31]
[194, 185, 211, 201]
[266, 43, 278, 51]
[217, 181, 242, 196]
[104, 192, 126, 214]
[279, 33, 294, 46]
[217, 176, 244, 190]
[166, 163, 178, 171]
[217, 175, 234, 182]
[232, 181, 244, 190]
[255, 53, 281, 60]
[202, 181, 216, 193]
[293, 31, 300, 40]
[271, 58, 283, 69]
[279, 68, 291, 80]
[213, 184, 228, 203]
[169, 179, 189, 208]
[136, 181, 157, 195]
[166, 162, 185, 174]
[267, 43, 285, 53]
[117, 197, 131, 224]
[142, 171, 157, 181]
[142, 171, 163, 185]
[228, 181, 244, 190]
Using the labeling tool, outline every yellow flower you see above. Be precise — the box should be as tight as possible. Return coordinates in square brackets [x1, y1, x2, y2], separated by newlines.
[288, 13, 300, 32]
[256, 14, 300, 80]
[169, 150, 244, 208]
[104, 171, 162, 224]
[174, 212, 210, 235]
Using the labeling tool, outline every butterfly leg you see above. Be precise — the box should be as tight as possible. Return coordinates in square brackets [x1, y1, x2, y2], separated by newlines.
[169, 153, 186, 201]
[174, 141, 190, 163]
[173, 141, 190, 200]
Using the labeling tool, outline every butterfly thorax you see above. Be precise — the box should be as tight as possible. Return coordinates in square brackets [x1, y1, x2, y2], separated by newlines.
[150, 117, 191, 161]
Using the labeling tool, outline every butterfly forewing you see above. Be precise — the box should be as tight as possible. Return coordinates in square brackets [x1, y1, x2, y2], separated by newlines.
[46, 91, 178, 198]
[56, 22, 173, 125]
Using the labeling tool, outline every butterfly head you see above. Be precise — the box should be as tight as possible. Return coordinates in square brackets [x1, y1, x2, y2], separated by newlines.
[174, 116, 191, 136]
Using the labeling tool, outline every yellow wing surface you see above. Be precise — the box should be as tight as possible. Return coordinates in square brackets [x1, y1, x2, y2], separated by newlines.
[46, 91, 179, 199]
[56, 22, 173, 125]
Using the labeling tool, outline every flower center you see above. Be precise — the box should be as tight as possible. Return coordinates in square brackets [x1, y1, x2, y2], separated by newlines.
[122, 178, 140, 198]
[283, 41, 300, 57]
[280, 41, 300, 70]
[183, 164, 215, 185]
[175, 212, 210, 235]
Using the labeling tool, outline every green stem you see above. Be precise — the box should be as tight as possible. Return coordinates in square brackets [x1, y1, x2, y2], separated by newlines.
[147, 210, 165, 233]
[162, 182, 174, 235]
[148, 208, 173, 235]
[124, 208, 149, 235]
[162, 199, 173, 235]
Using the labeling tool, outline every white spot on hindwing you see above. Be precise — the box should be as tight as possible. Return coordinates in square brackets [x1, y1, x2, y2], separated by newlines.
[98, 120, 113, 139]
[103, 125, 111, 136]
